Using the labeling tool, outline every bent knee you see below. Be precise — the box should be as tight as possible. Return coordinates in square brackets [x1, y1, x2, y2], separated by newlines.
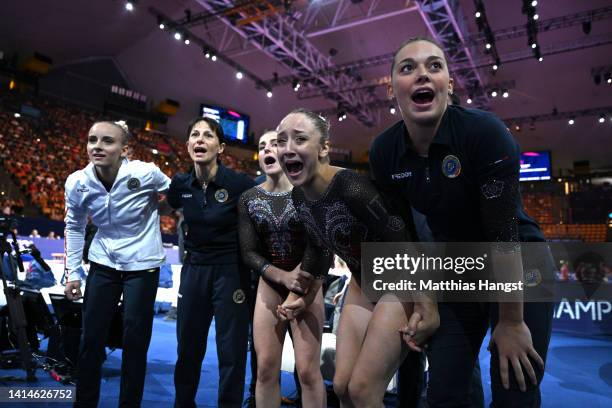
[333, 377, 349, 401]
[257, 357, 280, 384]
[296, 365, 322, 388]
[347, 376, 377, 405]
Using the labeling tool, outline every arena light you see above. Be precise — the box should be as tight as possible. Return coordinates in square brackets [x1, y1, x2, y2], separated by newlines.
[211, 55, 217, 62]
[184, 38, 190, 45]
[531, 0, 537, 6]
[475, 11, 481, 18]
[125, 2, 134, 12]
[485, 43, 492, 50]
[568, 118, 575, 125]
[389, 106, 396, 115]
[492, 64, 498, 71]
[266, 90, 273, 98]
[292, 78, 300, 92]
[174, 32, 182, 41]
[502, 89, 509, 98]
[533, 14, 539, 20]
[490, 89, 498, 98]
[159, 23, 165, 30]
[14, 113, 20, 118]
[598, 114, 605, 124]
[466, 97, 473, 104]
[236, 71, 243, 80]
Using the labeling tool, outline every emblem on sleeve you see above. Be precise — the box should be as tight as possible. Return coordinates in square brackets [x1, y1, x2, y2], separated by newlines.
[442, 155, 461, 178]
[127, 177, 141, 191]
[215, 188, 229, 203]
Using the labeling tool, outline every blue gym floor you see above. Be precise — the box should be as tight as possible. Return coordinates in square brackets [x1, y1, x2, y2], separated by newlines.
[1, 315, 611, 407]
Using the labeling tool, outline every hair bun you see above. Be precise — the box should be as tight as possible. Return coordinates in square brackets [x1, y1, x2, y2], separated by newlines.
[114, 120, 129, 133]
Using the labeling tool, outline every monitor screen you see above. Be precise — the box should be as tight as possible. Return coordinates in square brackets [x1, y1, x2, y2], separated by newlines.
[200, 104, 249, 144]
[520, 151, 552, 181]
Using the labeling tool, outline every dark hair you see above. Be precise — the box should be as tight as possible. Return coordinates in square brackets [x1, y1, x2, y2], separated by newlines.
[258, 129, 277, 142]
[287, 108, 330, 145]
[449, 92, 461, 106]
[390, 36, 448, 76]
[91, 120, 131, 145]
[187, 116, 225, 144]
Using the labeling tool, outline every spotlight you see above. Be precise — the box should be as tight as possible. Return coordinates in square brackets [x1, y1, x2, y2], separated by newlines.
[125, 2, 134, 12]
[466, 96, 473, 104]
[266, 90, 273, 98]
[475, 11, 481, 18]
[490, 89, 498, 98]
[211, 55, 217, 62]
[159, 23, 165, 30]
[568, 118, 575, 125]
[533, 14, 539, 20]
[236, 71, 243, 80]
[515, 124, 521, 132]
[605, 73, 612, 84]
[184, 38, 190, 45]
[538, 57, 543, 62]
[493, 64, 498, 71]
[599, 114, 605, 123]
[389, 106, 396, 115]
[531, 43, 537, 49]
[485, 43, 492, 50]
[204, 50, 211, 59]
[502, 89, 509, 98]
[292, 79, 300, 92]
[531, 0, 537, 6]
[14, 113, 20, 118]
[174, 32, 182, 41]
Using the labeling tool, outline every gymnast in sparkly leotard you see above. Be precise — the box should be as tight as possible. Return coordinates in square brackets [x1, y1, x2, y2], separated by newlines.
[276, 108, 439, 407]
[238, 130, 330, 408]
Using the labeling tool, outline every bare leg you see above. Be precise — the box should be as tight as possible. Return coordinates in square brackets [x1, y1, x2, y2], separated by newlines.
[348, 295, 413, 407]
[332, 280, 374, 408]
[254, 278, 288, 408]
[290, 284, 327, 408]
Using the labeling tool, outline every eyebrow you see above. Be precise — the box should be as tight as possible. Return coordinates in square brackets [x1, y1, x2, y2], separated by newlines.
[397, 55, 444, 66]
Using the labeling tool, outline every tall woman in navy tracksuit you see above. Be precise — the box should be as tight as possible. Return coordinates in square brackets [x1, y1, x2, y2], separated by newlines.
[370, 37, 553, 407]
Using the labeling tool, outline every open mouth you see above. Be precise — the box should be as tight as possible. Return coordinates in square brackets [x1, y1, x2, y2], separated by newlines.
[411, 88, 435, 105]
[284, 160, 303, 176]
[264, 156, 277, 166]
[193, 146, 207, 154]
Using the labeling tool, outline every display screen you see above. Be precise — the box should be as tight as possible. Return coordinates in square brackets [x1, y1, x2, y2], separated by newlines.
[520, 151, 552, 181]
[200, 104, 249, 144]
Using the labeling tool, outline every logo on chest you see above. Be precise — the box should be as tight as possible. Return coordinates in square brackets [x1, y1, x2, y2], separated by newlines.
[181, 193, 193, 199]
[127, 177, 141, 191]
[214, 188, 229, 203]
[442, 155, 461, 179]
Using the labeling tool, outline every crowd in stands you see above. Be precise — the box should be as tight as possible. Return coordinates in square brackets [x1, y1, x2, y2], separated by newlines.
[1, 197, 24, 215]
[0, 90, 258, 234]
